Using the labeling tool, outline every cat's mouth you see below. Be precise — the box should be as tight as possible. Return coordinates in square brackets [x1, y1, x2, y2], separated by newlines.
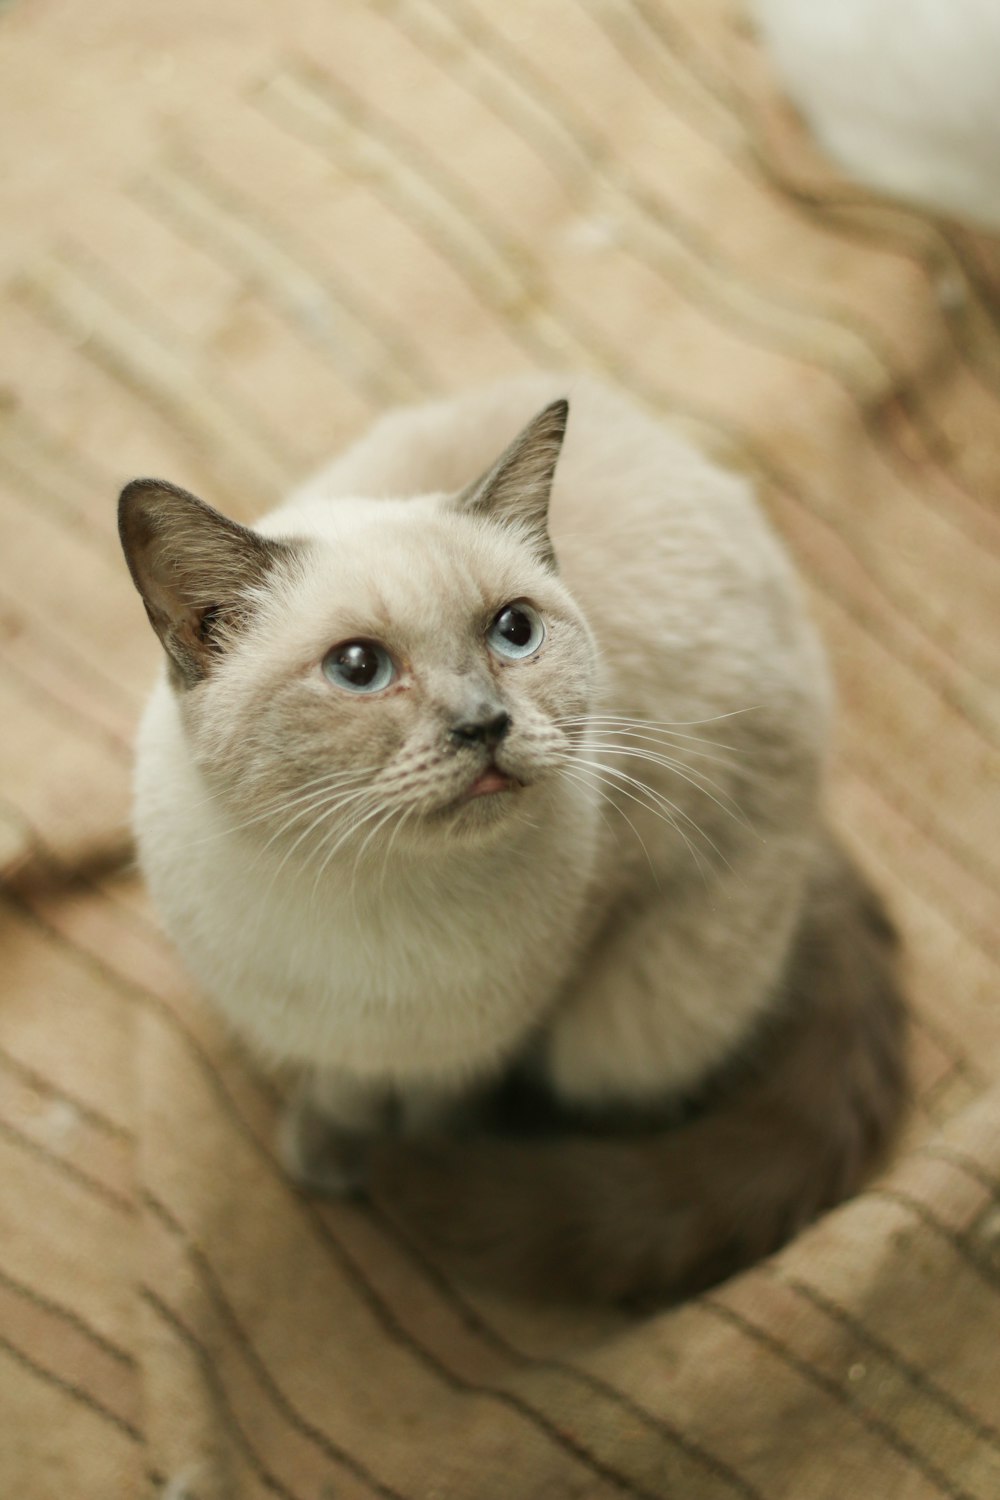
[465, 764, 517, 800]
[439, 756, 526, 816]
[423, 751, 531, 823]
[464, 768, 515, 804]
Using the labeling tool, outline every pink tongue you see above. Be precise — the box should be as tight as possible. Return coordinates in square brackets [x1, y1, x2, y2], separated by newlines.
[469, 767, 511, 797]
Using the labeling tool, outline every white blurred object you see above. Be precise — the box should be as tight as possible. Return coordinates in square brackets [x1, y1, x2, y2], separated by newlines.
[750, 0, 1000, 230]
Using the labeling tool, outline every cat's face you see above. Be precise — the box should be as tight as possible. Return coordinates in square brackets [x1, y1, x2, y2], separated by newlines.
[190, 501, 595, 858]
[121, 399, 597, 869]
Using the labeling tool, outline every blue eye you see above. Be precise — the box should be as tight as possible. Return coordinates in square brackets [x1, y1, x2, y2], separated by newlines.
[487, 602, 545, 660]
[322, 640, 395, 694]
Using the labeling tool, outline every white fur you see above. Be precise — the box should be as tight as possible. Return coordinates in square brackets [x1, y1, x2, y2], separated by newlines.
[133, 376, 831, 1130]
[137, 694, 597, 1082]
[751, 0, 1000, 229]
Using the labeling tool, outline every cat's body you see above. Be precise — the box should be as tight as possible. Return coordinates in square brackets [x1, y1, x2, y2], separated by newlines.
[122, 376, 907, 1301]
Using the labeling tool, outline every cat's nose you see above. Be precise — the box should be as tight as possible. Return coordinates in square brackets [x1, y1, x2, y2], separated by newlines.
[449, 710, 512, 748]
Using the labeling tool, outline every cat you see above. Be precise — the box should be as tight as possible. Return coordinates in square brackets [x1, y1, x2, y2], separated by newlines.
[751, 0, 1000, 230]
[119, 375, 908, 1303]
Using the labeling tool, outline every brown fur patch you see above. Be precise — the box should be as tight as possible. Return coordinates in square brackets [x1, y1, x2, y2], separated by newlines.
[118, 478, 295, 688]
[366, 836, 909, 1304]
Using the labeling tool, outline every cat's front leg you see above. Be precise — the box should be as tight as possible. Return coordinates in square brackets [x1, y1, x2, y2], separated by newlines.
[279, 1070, 477, 1195]
[278, 1068, 391, 1195]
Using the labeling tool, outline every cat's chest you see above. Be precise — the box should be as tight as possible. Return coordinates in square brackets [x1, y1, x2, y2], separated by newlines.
[195, 856, 580, 1081]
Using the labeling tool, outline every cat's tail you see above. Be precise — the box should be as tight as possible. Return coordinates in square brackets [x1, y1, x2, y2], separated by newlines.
[365, 844, 909, 1304]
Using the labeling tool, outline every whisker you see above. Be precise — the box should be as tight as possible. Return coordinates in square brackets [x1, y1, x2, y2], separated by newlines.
[557, 706, 762, 730]
[254, 778, 375, 863]
[580, 735, 745, 793]
[561, 769, 620, 849]
[564, 719, 745, 767]
[251, 774, 373, 858]
[559, 716, 744, 758]
[561, 755, 705, 883]
[179, 766, 377, 850]
[565, 754, 725, 881]
[249, 784, 381, 911]
[574, 740, 754, 832]
[307, 793, 388, 896]
[352, 800, 405, 880]
[557, 762, 661, 886]
[378, 799, 417, 900]
[184, 763, 371, 819]
[263, 783, 377, 887]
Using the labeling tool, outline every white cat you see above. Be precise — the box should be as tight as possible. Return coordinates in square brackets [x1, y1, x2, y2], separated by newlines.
[751, 0, 1000, 229]
[120, 376, 907, 1301]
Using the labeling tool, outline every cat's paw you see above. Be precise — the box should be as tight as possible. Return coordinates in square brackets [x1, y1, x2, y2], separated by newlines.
[278, 1096, 368, 1197]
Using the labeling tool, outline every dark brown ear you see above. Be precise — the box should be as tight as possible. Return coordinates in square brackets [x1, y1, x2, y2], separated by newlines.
[118, 479, 290, 688]
[455, 398, 568, 568]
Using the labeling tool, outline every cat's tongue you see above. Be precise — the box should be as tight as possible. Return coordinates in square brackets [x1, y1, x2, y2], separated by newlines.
[467, 766, 513, 798]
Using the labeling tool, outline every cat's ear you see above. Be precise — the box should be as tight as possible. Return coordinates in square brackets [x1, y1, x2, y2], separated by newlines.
[455, 398, 568, 568]
[118, 479, 291, 688]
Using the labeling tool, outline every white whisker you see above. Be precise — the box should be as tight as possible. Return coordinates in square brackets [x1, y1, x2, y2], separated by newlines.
[352, 801, 405, 880]
[565, 753, 724, 882]
[557, 762, 661, 886]
[559, 716, 744, 758]
[565, 719, 745, 767]
[263, 783, 377, 887]
[377, 799, 420, 899]
[574, 739, 754, 832]
[180, 765, 377, 850]
[557, 707, 761, 730]
[307, 793, 388, 897]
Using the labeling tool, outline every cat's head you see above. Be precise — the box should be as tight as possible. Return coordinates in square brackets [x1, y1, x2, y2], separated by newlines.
[120, 400, 597, 863]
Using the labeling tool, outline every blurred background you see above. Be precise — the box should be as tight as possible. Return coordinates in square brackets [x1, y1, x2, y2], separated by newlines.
[1, 2, 999, 1497]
